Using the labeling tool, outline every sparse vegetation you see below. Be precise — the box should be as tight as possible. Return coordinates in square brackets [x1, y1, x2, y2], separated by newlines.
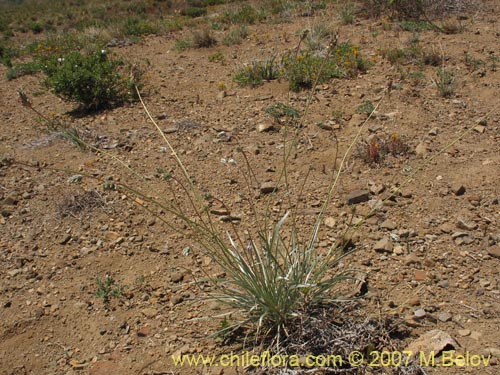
[339, 2, 355, 25]
[233, 57, 280, 87]
[95, 276, 125, 305]
[222, 25, 248, 46]
[265, 102, 301, 125]
[434, 67, 457, 97]
[358, 133, 410, 165]
[191, 29, 217, 48]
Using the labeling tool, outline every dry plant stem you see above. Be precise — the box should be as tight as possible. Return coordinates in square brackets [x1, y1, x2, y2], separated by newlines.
[136, 87, 193, 187]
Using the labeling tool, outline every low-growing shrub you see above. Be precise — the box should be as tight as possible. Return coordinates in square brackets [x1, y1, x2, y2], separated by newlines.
[221, 4, 266, 25]
[282, 43, 368, 91]
[6, 61, 42, 80]
[358, 133, 410, 165]
[234, 57, 280, 87]
[222, 25, 248, 46]
[123, 17, 158, 36]
[192, 29, 217, 48]
[433, 68, 457, 97]
[181, 7, 207, 18]
[42, 50, 137, 110]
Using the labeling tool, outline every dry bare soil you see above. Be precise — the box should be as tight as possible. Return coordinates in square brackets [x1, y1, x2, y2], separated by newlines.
[0, 1, 499, 375]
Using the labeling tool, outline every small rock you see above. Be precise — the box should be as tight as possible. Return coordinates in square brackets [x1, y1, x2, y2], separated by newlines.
[8, 269, 22, 277]
[457, 329, 471, 337]
[260, 182, 278, 194]
[400, 188, 412, 198]
[170, 295, 184, 305]
[415, 270, 427, 281]
[170, 272, 184, 283]
[415, 143, 428, 157]
[451, 183, 466, 196]
[405, 329, 458, 355]
[373, 237, 393, 253]
[380, 220, 397, 230]
[428, 127, 439, 136]
[257, 123, 275, 133]
[439, 223, 454, 233]
[141, 308, 158, 319]
[414, 309, 427, 319]
[456, 219, 477, 231]
[324, 217, 337, 229]
[59, 235, 71, 245]
[369, 184, 385, 195]
[487, 248, 500, 259]
[393, 245, 404, 255]
[346, 189, 370, 205]
[210, 207, 230, 216]
[404, 253, 421, 266]
[409, 296, 420, 306]
[438, 280, 449, 288]
[474, 125, 486, 133]
[438, 312, 452, 322]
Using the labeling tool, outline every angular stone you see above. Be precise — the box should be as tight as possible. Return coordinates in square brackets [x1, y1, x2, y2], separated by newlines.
[380, 220, 397, 230]
[260, 182, 278, 194]
[451, 183, 466, 196]
[346, 189, 370, 205]
[324, 217, 337, 229]
[373, 237, 393, 253]
[438, 312, 452, 322]
[405, 329, 458, 355]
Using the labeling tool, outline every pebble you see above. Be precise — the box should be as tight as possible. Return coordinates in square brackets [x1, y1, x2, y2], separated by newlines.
[324, 217, 336, 229]
[414, 308, 427, 319]
[487, 248, 500, 259]
[428, 127, 439, 136]
[346, 189, 370, 205]
[393, 245, 404, 255]
[170, 295, 184, 305]
[457, 329, 471, 337]
[170, 272, 184, 283]
[373, 237, 393, 253]
[260, 182, 277, 194]
[404, 253, 421, 265]
[257, 123, 275, 133]
[438, 312, 452, 322]
[380, 220, 397, 230]
[415, 270, 427, 281]
[438, 280, 449, 288]
[451, 183, 466, 196]
[141, 308, 158, 319]
[415, 143, 428, 157]
[456, 219, 477, 231]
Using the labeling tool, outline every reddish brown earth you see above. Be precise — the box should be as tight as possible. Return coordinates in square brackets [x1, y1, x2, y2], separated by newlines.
[0, 2, 499, 375]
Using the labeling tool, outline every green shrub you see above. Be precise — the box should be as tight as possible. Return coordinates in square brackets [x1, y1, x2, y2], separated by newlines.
[174, 38, 190, 51]
[181, 7, 208, 18]
[339, 2, 356, 24]
[42, 50, 135, 110]
[123, 17, 158, 36]
[6, 60, 42, 80]
[208, 52, 225, 63]
[282, 43, 368, 91]
[222, 4, 266, 25]
[0, 41, 16, 67]
[234, 57, 280, 87]
[222, 25, 248, 46]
